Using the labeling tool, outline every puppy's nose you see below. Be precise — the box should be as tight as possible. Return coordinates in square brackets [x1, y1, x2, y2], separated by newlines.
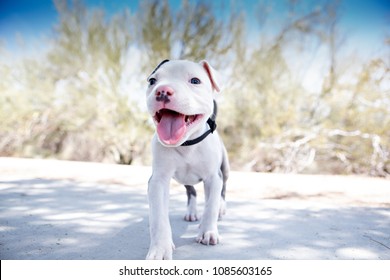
[155, 85, 174, 97]
[155, 85, 174, 103]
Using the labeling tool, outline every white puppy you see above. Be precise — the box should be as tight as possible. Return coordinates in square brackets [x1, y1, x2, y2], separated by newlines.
[145, 60, 229, 260]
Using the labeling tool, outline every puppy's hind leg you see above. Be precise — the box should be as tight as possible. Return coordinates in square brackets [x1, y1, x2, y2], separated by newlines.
[219, 144, 229, 220]
[219, 179, 227, 220]
[184, 185, 198, 222]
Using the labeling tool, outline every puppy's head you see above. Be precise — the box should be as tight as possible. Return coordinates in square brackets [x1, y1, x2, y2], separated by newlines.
[146, 60, 222, 147]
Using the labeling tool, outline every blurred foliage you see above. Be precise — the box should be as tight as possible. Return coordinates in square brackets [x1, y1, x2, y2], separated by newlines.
[0, 0, 389, 176]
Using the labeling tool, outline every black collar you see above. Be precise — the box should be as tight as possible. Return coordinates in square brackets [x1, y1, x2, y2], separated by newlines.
[181, 100, 218, 146]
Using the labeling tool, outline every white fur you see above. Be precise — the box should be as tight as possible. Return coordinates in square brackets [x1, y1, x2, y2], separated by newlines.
[145, 60, 229, 260]
[184, 194, 198, 222]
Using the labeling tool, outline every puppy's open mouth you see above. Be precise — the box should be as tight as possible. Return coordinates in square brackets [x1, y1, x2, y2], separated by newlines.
[154, 109, 203, 145]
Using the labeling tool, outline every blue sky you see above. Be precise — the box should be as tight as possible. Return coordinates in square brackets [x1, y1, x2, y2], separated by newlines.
[0, 0, 389, 57]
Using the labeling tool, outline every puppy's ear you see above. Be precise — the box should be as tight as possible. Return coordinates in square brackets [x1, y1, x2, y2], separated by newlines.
[147, 59, 170, 80]
[200, 60, 223, 93]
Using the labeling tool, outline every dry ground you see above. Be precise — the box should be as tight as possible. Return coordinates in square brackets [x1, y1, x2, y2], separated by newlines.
[0, 157, 389, 259]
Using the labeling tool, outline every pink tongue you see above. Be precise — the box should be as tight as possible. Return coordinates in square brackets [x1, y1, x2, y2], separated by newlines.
[157, 111, 187, 145]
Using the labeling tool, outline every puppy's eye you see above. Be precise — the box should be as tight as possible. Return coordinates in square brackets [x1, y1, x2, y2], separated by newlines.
[148, 78, 157, 86]
[190, 77, 201, 85]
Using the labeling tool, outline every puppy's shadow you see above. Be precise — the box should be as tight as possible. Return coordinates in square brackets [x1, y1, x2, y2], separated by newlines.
[171, 214, 200, 247]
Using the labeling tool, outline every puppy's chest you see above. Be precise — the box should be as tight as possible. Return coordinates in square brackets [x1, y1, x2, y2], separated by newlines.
[172, 153, 216, 185]
[173, 161, 207, 185]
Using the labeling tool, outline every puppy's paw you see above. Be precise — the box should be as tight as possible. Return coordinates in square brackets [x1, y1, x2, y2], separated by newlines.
[146, 242, 175, 260]
[196, 230, 219, 245]
[184, 212, 198, 222]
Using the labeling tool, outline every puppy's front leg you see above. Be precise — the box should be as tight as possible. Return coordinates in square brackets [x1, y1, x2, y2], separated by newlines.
[197, 172, 222, 245]
[146, 176, 174, 260]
